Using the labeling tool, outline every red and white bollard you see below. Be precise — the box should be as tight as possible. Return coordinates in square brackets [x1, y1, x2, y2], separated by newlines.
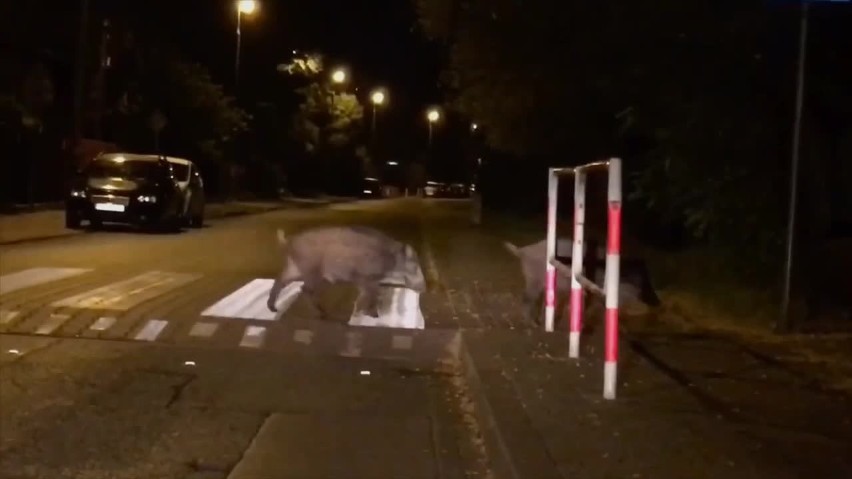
[568, 171, 586, 358]
[544, 168, 559, 332]
[603, 158, 622, 400]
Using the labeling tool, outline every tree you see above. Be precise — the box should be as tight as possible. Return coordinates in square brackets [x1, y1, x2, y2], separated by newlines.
[280, 53, 365, 155]
[108, 52, 249, 165]
[278, 53, 366, 193]
[416, 0, 792, 268]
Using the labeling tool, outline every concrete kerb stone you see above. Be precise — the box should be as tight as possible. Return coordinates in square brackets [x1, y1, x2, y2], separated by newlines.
[456, 332, 521, 479]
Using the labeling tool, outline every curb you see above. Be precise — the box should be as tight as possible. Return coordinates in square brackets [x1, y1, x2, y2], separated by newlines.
[457, 334, 520, 479]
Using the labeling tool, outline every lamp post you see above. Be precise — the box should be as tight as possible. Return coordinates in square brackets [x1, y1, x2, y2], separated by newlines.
[426, 108, 440, 148]
[235, 0, 257, 94]
[370, 89, 386, 135]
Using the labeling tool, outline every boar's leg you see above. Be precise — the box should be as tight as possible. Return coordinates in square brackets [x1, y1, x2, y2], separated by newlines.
[267, 261, 302, 312]
[299, 281, 330, 320]
[357, 283, 382, 318]
[522, 286, 543, 324]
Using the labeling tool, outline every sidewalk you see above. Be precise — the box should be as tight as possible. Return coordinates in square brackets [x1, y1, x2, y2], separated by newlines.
[421, 203, 852, 478]
[0, 199, 326, 245]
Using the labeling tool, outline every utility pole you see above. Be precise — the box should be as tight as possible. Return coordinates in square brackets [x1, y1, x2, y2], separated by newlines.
[72, 0, 90, 152]
[778, 1, 810, 333]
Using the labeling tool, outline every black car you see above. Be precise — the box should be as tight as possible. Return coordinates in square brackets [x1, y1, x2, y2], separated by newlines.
[66, 153, 185, 231]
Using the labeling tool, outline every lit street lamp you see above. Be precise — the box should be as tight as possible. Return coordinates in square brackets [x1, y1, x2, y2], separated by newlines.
[471, 122, 478, 132]
[426, 107, 440, 147]
[370, 88, 386, 135]
[235, 0, 258, 93]
[331, 68, 347, 84]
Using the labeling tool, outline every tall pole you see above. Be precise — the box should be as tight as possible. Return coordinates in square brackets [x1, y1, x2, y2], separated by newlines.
[72, 0, 90, 151]
[428, 123, 433, 148]
[371, 104, 377, 136]
[235, 11, 242, 94]
[778, 1, 809, 333]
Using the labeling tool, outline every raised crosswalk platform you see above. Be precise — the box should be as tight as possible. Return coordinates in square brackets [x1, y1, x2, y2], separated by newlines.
[0, 266, 453, 364]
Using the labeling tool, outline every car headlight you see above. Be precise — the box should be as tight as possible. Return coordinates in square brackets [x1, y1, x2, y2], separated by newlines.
[137, 195, 157, 203]
[70, 189, 86, 198]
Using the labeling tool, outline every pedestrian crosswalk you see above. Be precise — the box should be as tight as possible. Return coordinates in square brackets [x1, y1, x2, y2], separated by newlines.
[0, 266, 435, 358]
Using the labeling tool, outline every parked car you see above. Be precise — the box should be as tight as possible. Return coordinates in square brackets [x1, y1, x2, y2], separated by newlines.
[361, 177, 383, 199]
[164, 156, 206, 228]
[65, 153, 204, 231]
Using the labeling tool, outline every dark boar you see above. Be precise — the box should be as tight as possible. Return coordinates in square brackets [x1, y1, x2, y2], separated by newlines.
[503, 237, 590, 322]
[267, 226, 427, 318]
[504, 237, 659, 324]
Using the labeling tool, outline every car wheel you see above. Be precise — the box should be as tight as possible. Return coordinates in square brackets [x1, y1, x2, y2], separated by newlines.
[65, 210, 82, 229]
[88, 217, 102, 231]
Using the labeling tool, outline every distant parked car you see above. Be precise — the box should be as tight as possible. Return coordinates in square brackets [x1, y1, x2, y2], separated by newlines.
[164, 156, 206, 228]
[65, 152, 205, 231]
[361, 177, 383, 199]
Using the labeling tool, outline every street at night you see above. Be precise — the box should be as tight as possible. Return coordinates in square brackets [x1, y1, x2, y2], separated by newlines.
[1, 199, 851, 478]
[3, 0, 852, 477]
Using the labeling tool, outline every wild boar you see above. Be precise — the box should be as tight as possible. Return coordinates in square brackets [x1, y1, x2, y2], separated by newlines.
[503, 237, 581, 321]
[267, 226, 427, 318]
[504, 237, 659, 324]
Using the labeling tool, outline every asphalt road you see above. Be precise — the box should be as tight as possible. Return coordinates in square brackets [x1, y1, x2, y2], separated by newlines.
[0, 198, 489, 478]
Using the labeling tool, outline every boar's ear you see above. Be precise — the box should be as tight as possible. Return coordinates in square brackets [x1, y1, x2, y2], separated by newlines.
[276, 229, 288, 247]
[403, 244, 418, 259]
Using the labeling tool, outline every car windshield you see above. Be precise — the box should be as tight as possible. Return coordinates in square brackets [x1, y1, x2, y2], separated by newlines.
[86, 158, 166, 180]
[169, 163, 190, 181]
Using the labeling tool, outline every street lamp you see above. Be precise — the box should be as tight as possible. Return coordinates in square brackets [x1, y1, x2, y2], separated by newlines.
[331, 68, 347, 84]
[370, 88, 386, 135]
[426, 107, 440, 147]
[471, 122, 478, 132]
[235, 0, 258, 93]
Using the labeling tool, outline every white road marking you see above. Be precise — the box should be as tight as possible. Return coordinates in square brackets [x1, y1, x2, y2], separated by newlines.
[340, 331, 363, 357]
[89, 316, 116, 331]
[0, 310, 20, 325]
[391, 335, 414, 350]
[348, 287, 425, 329]
[189, 321, 218, 338]
[35, 314, 70, 335]
[239, 326, 266, 348]
[201, 279, 303, 321]
[0, 267, 92, 296]
[134, 319, 169, 341]
[52, 271, 201, 310]
[293, 329, 313, 345]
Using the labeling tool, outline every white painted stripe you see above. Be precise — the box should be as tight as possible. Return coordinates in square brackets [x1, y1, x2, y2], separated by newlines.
[239, 326, 266, 348]
[607, 158, 622, 202]
[0, 310, 20, 325]
[35, 314, 70, 335]
[293, 329, 313, 345]
[569, 331, 580, 359]
[340, 331, 363, 357]
[134, 319, 169, 341]
[89, 316, 116, 331]
[604, 254, 620, 309]
[603, 361, 618, 400]
[391, 335, 413, 350]
[571, 173, 586, 289]
[52, 271, 201, 310]
[189, 321, 219, 338]
[0, 267, 92, 296]
[201, 279, 303, 321]
[348, 288, 425, 329]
